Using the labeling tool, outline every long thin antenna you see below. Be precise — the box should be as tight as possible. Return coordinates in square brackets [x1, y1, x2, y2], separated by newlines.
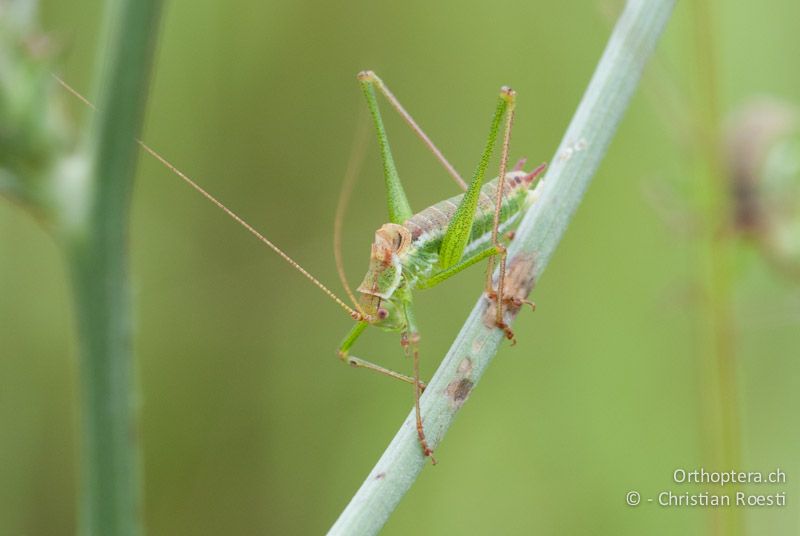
[53, 73, 367, 322]
[334, 109, 370, 313]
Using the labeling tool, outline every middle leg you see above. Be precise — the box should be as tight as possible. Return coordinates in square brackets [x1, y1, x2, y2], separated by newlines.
[402, 302, 436, 464]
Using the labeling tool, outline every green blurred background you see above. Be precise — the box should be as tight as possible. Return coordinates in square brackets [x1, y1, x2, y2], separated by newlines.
[2, 0, 799, 534]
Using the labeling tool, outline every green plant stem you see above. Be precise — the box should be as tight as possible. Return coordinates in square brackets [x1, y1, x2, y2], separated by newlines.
[64, 0, 162, 534]
[328, 1, 675, 534]
[692, 2, 743, 535]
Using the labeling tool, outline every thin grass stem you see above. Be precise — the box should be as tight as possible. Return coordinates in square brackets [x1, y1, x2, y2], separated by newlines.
[65, 1, 163, 534]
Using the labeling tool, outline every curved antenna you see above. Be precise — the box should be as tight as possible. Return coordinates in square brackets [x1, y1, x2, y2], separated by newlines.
[53, 74, 367, 322]
[334, 109, 370, 313]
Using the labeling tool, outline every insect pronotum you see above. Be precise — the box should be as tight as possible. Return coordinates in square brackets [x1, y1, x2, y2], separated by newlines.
[56, 70, 546, 464]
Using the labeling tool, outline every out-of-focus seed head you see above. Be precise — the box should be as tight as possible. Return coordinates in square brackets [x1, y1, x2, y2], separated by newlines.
[0, 0, 72, 218]
[724, 98, 800, 275]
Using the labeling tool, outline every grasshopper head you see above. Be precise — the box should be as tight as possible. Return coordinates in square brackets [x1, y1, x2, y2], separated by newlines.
[356, 223, 411, 330]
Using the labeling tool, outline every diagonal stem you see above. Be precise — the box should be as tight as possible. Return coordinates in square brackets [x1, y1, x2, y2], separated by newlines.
[328, 1, 676, 534]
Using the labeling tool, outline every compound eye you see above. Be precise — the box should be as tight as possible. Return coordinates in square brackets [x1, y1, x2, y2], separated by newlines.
[378, 308, 389, 320]
[393, 231, 404, 250]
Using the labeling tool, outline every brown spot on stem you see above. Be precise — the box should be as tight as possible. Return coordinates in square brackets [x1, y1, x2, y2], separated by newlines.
[456, 357, 473, 376]
[446, 357, 474, 409]
[374, 472, 386, 480]
[471, 335, 488, 354]
[447, 378, 474, 409]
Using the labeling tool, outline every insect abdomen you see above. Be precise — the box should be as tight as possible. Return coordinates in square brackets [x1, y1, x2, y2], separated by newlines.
[403, 170, 534, 254]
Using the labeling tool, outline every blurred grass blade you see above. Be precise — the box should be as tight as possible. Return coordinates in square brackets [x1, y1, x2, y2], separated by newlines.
[65, 0, 163, 534]
[329, 0, 676, 534]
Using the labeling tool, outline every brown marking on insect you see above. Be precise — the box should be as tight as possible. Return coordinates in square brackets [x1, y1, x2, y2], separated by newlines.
[381, 248, 393, 267]
[483, 253, 537, 332]
[374, 472, 386, 480]
[523, 162, 547, 186]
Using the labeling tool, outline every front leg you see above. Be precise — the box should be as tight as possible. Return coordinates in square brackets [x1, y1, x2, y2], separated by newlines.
[337, 321, 425, 389]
